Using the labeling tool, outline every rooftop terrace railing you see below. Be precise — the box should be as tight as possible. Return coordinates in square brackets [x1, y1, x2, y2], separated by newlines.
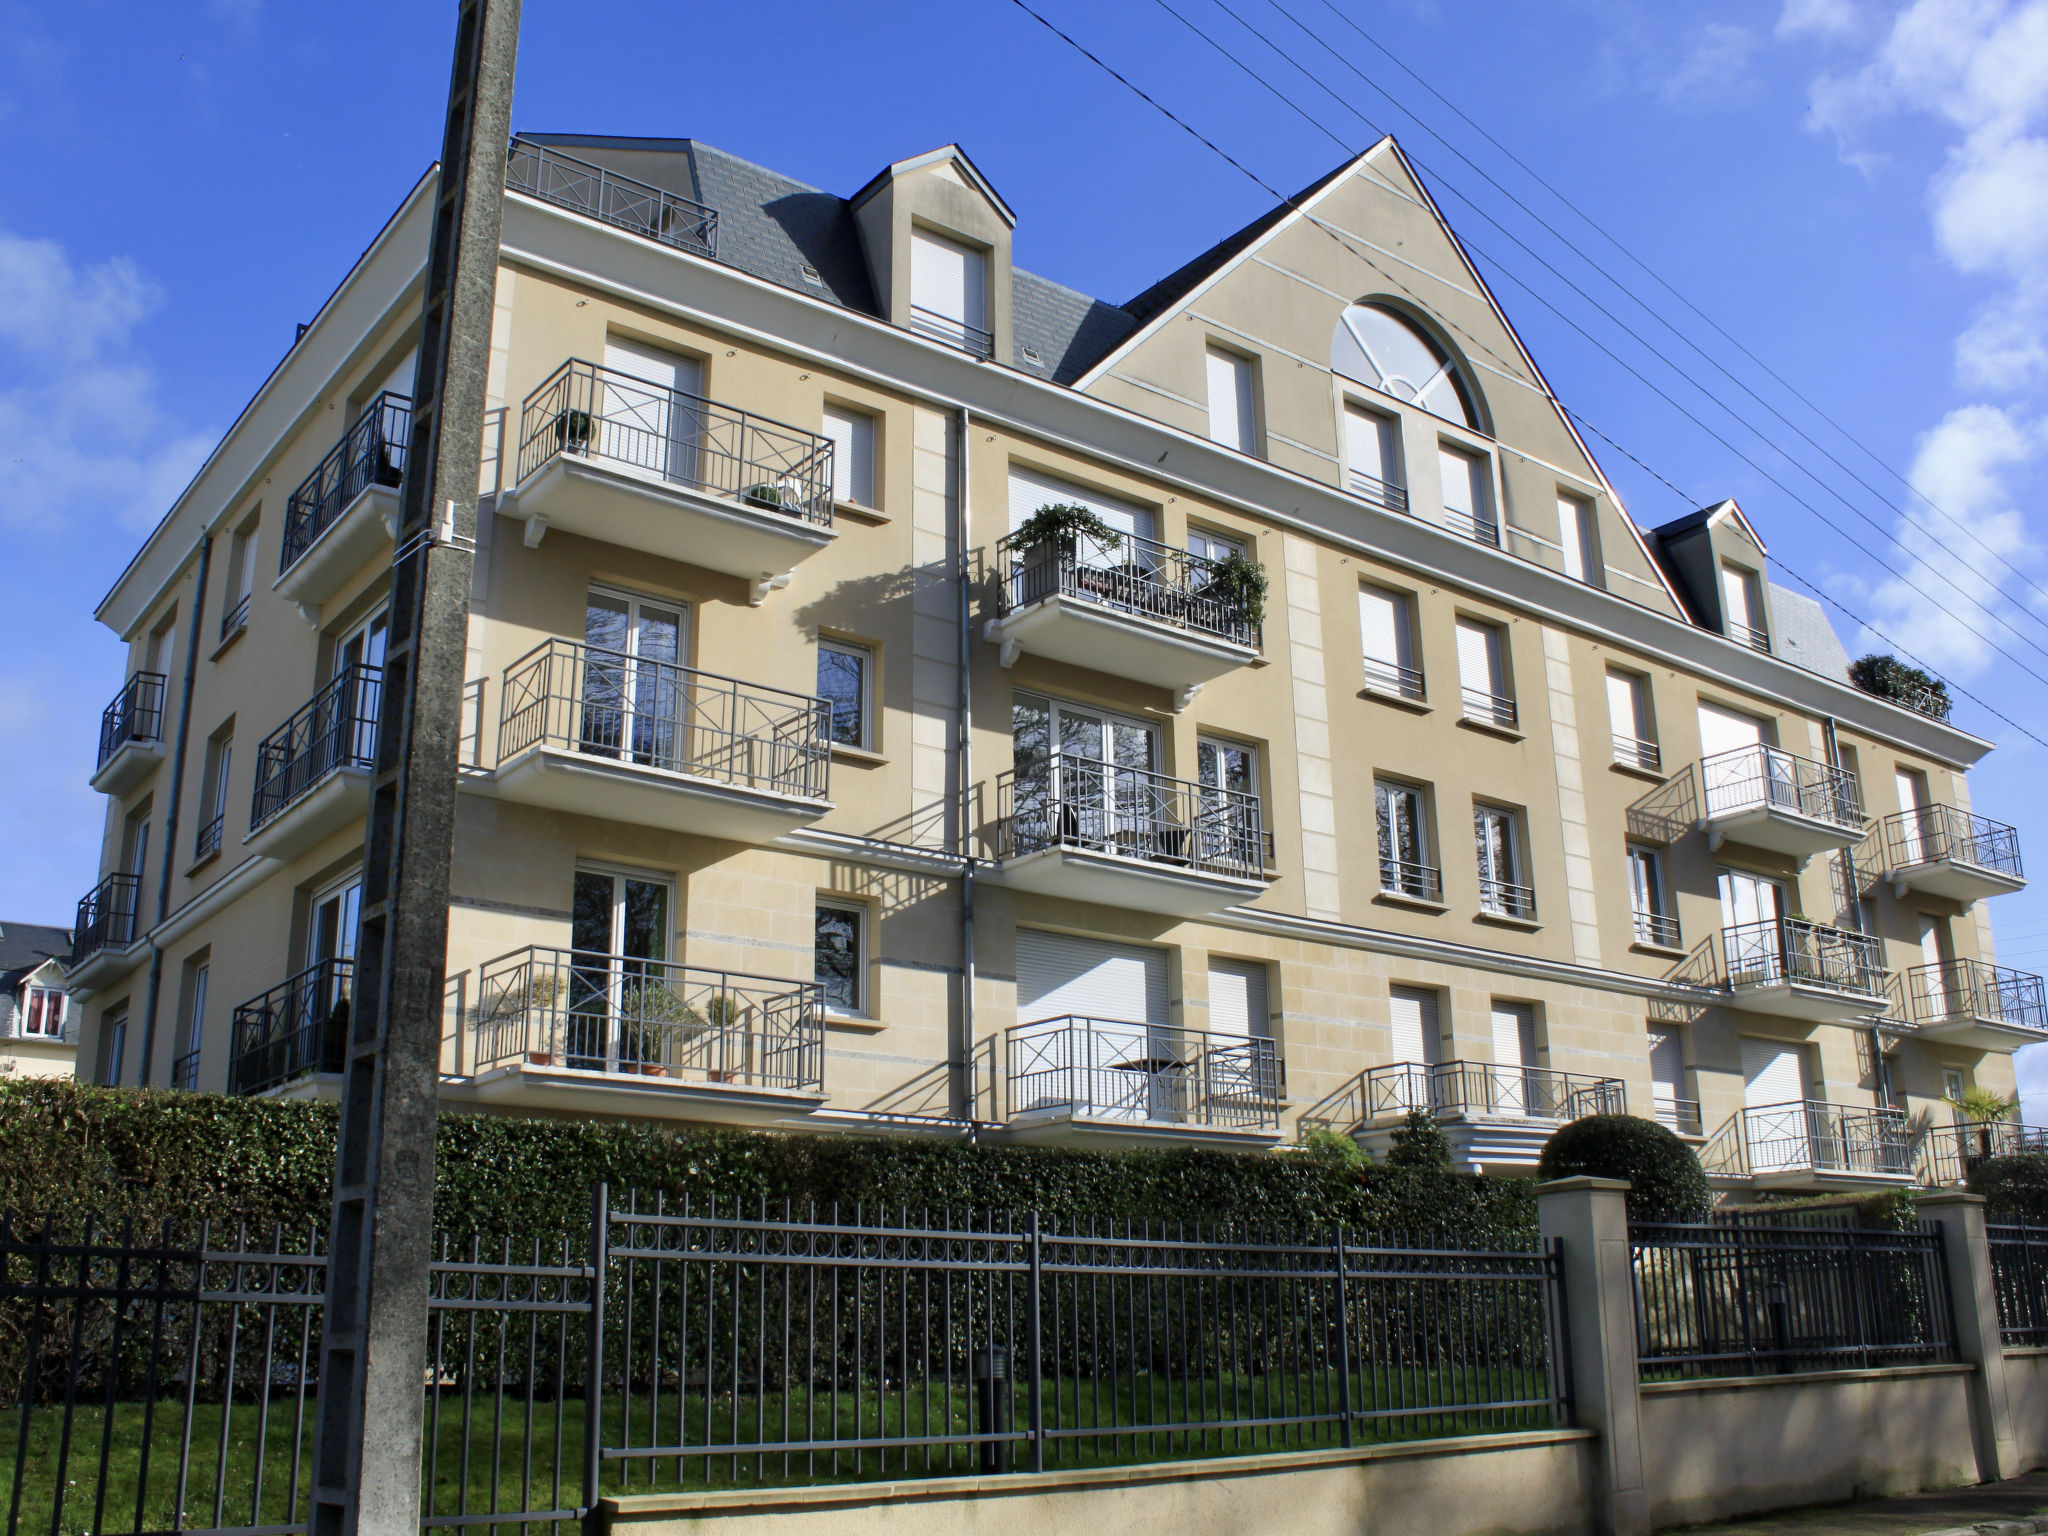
[505, 136, 718, 259]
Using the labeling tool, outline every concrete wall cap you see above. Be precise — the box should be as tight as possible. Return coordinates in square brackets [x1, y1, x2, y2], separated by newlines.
[1535, 1175, 1632, 1192]
[1916, 1191, 1989, 1207]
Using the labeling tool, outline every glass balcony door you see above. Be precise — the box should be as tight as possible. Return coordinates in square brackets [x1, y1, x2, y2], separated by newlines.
[1197, 737, 1258, 871]
[334, 610, 387, 763]
[1012, 692, 1159, 856]
[569, 867, 672, 1073]
[581, 590, 689, 770]
[1720, 868, 1785, 983]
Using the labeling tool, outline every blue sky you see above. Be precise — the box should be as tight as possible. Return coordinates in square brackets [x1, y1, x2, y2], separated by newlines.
[6, 0, 2048, 1106]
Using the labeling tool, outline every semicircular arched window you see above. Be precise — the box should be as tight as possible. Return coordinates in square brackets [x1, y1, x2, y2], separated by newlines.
[1331, 302, 1479, 429]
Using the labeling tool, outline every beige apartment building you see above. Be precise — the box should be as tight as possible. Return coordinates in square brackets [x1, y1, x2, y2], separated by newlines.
[64, 131, 2040, 1196]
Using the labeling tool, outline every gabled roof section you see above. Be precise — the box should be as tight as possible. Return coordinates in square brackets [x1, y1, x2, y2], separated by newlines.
[1654, 496, 1768, 558]
[848, 144, 1017, 227]
[0, 923, 71, 974]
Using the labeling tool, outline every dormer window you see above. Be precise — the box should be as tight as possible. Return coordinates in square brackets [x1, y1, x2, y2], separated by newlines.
[909, 228, 990, 358]
[1721, 562, 1769, 652]
[1332, 302, 1479, 429]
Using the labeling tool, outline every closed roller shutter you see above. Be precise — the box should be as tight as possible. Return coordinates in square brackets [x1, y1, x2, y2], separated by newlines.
[1016, 931, 1167, 1026]
[1207, 959, 1269, 1039]
[1388, 986, 1440, 1064]
[1007, 467, 1155, 543]
[910, 228, 986, 335]
[1648, 1029, 1683, 1122]
[1741, 1038, 1806, 1108]
[1359, 586, 1411, 674]
[1455, 619, 1502, 697]
[1490, 1003, 1535, 1070]
[1607, 671, 1647, 742]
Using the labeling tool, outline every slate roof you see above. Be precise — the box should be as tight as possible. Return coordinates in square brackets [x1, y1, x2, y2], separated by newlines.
[0, 923, 70, 975]
[1768, 582, 1852, 683]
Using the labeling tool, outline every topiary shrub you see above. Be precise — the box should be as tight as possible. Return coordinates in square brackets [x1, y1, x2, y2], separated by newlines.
[1386, 1109, 1452, 1171]
[1536, 1114, 1710, 1222]
[1968, 1151, 2048, 1222]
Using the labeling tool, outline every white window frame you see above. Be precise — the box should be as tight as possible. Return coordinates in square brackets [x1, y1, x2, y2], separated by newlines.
[1342, 401, 1405, 508]
[821, 404, 877, 507]
[1375, 778, 1436, 900]
[1473, 803, 1529, 918]
[1557, 492, 1598, 585]
[22, 986, 64, 1038]
[815, 897, 868, 1016]
[1204, 344, 1259, 454]
[222, 514, 259, 636]
[1437, 440, 1495, 542]
[1187, 525, 1243, 565]
[1627, 845, 1677, 948]
[817, 637, 874, 751]
[1606, 668, 1658, 772]
[1455, 617, 1514, 727]
[1359, 583, 1423, 701]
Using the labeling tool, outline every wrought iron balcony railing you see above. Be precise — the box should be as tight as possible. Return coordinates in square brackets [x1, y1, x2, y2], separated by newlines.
[280, 392, 411, 574]
[1869, 805, 2023, 881]
[218, 591, 250, 642]
[1699, 744, 1864, 832]
[1461, 687, 1518, 730]
[230, 957, 352, 1096]
[497, 639, 831, 801]
[1443, 508, 1499, 546]
[1479, 876, 1536, 920]
[1378, 856, 1442, 903]
[1347, 469, 1409, 514]
[98, 672, 167, 770]
[505, 137, 718, 259]
[251, 665, 382, 830]
[473, 946, 823, 1090]
[1705, 1099, 1912, 1180]
[1362, 656, 1425, 701]
[994, 526, 1262, 648]
[908, 303, 994, 359]
[1612, 734, 1661, 774]
[195, 811, 224, 863]
[1654, 1097, 1703, 1136]
[1005, 1016, 1283, 1132]
[1301, 1059, 1624, 1134]
[1920, 1119, 2048, 1186]
[1893, 959, 2047, 1031]
[1632, 909, 1682, 949]
[1726, 619, 1771, 654]
[170, 1049, 201, 1093]
[515, 358, 834, 526]
[70, 872, 141, 967]
[996, 755, 1265, 882]
[1720, 918, 1887, 1000]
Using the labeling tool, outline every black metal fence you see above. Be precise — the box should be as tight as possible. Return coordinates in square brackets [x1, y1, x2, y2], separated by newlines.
[506, 137, 718, 260]
[993, 527, 1262, 649]
[1631, 1220, 1955, 1378]
[0, 1194, 1568, 1533]
[97, 673, 166, 771]
[1988, 1223, 2048, 1346]
[279, 392, 411, 573]
[250, 665, 383, 830]
[69, 873, 141, 968]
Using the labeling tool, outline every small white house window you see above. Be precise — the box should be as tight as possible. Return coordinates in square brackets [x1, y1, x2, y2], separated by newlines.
[817, 639, 873, 750]
[1204, 345, 1258, 454]
[1455, 618, 1514, 728]
[1721, 563, 1768, 652]
[1439, 444, 1495, 544]
[1557, 494, 1597, 584]
[221, 514, 259, 639]
[23, 987, 64, 1038]
[821, 406, 876, 507]
[908, 229, 990, 356]
[815, 900, 865, 1014]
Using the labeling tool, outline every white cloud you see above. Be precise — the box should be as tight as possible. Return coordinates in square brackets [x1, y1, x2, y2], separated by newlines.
[1779, 0, 1862, 39]
[0, 228, 212, 534]
[1663, 24, 1762, 106]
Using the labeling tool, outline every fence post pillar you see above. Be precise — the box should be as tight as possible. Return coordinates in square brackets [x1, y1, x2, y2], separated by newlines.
[1537, 1176, 1647, 1536]
[1918, 1191, 2020, 1481]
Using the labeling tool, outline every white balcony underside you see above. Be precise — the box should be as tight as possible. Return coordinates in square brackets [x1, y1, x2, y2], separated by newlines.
[989, 845, 1266, 918]
[90, 738, 164, 797]
[64, 941, 148, 998]
[994, 1106, 1282, 1151]
[487, 746, 831, 843]
[508, 455, 834, 587]
[983, 595, 1256, 702]
[1725, 979, 1890, 1023]
[446, 1062, 824, 1124]
[272, 485, 399, 611]
[1699, 803, 1862, 859]
[243, 767, 371, 861]
[1877, 856, 2026, 904]
[1355, 1114, 1565, 1176]
[1909, 1014, 2048, 1051]
[1748, 1165, 1916, 1192]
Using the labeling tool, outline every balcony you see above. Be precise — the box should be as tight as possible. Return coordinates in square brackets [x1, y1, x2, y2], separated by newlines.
[1443, 508, 1499, 547]
[488, 640, 832, 843]
[274, 393, 410, 611]
[1302, 1059, 1625, 1173]
[989, 755, 1267, 918]
[1891, 959, 2048, 1051]
[1362, 657, 1426, 703]
[508, 359, 835, 600]
[230, 958, 352, 1098]
[245, 666, 380, 860]
[461, 947, 824, 1122]
[1703, 1099, 1913, 1190]
[1632, 910, 1683, 950]
[505, 137, 718, 260]
[1920, 1119, 2048, 1186]
[1864, 805, 2025, 904]
[91, 673, 167, 796]
[1697, 744, 1864, 858]
[997, 1017, 1283, 1148]
[1715, 918, 1889, 1022]
[983, 528, 1261, 707]
[65, 872, 143, 993]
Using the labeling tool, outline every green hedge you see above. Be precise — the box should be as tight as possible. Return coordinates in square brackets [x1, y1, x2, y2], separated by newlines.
[1968, 1151, 2048, 1221]
[0, 1081, 1537, 1247]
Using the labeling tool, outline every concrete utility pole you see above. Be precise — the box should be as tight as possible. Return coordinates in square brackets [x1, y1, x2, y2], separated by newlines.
[309, 2, 518, 1531]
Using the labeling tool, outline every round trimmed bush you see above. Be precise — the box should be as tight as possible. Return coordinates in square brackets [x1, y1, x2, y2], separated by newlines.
[1968, 1151, 2048, 1221]
[1536, 1114, 1710, 1221]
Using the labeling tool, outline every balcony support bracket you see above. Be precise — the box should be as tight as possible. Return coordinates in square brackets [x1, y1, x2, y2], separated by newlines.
[1174, 682, 1203, 713]
[749, 571, 791, 606]
[294, 602, 319, 628]
[1699, 820, 1726, 852]
[522, 512, 547, 549]
[984, 620, 1021, 669]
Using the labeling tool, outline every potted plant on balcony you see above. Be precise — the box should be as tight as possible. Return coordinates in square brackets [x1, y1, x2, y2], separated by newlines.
[554, 408, 593, 455]
[1197, 550, 1268, 630]
[1947, 1084, 2020, 1170]
[1011, 503, 1120, 602]
[703, 993, 744, 1082]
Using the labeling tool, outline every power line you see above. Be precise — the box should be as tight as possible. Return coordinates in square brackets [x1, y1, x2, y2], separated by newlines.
[1150, 0, 2048, 677]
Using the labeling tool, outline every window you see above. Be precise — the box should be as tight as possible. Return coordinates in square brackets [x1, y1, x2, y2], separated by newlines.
[176, 962, 207, 1091]
[817, 639, 873, 750]
[1343, 404, 1404, 510]
[1197, 736, 1262, 872]
[98, 1009, 127, 1087]
[1474, 805, 1531, 918]
[1387, 985, 1442, 1080]
[815, 900, 865, 1014]
[1007, 467, 1154, 542]
[1187, 526, 1242, 565]
[1375, 780, 1438, 901]
[1207, 959, 1270, 1039]
[221, 515, 259, 639]
[569, 866, 673, 1072]
[1627, 846, 1678, 948]
[308, 874, 364, 971]
[1606, 669, 1658, 771]
[1359, 585, 1423, 700]
[582, 589, 687, 767]
[1488, 1002, 1540, 1114]
[196, 724, 232, 862]
[1720, 562, 1768, 652]
[1439, 444, 1495, 545]
[22, 986, 63, 1038]
[1557, 494, 1598, 585]
[821, 405, 877, 507]
[1205, 345, 1258, 454]
[1455, 618, 1514, 728]
[908, 228, 990, 356]
[1011, 691, 1161, 857]
[1720, 869, 1786, 986]
[121, 803, 152, 884]
[144, 609, 177, 677]
[1648, 1028, 1691, 1131]
[1331, 303, 1478, 428]
[1943, 1068, 1967, 1121]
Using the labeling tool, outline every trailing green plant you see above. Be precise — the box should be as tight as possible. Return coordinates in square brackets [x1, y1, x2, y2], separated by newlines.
[0, 1081, 1537, 1249]
[1010, 502, 1121, 558]
[1848, 654, 1951, 722]
[1385, 1110, 1452, 1171]
[1535, 1114, 1710, 1222]
[1968, 1150, 2048, 1221]
[1200, 550, 1268, 626]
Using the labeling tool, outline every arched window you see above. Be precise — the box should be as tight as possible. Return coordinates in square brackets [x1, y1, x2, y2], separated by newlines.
[1332, 303, 1479, 429]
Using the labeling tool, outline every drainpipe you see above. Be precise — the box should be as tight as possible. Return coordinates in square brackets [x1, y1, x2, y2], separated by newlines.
[955, 405, 978, 1129]
[135, 532, 213, 1086]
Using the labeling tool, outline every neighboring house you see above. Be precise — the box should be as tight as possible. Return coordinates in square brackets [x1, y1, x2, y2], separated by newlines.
[61, 131, 2035, 1198]
[0, 923, 78, 1079]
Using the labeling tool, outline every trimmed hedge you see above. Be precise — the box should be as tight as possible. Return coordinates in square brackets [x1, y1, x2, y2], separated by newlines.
[1968, 1151, 2048, 1221]
[0, 1081, 1537, 1246]
[1535, 1113, 1711, 1221]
